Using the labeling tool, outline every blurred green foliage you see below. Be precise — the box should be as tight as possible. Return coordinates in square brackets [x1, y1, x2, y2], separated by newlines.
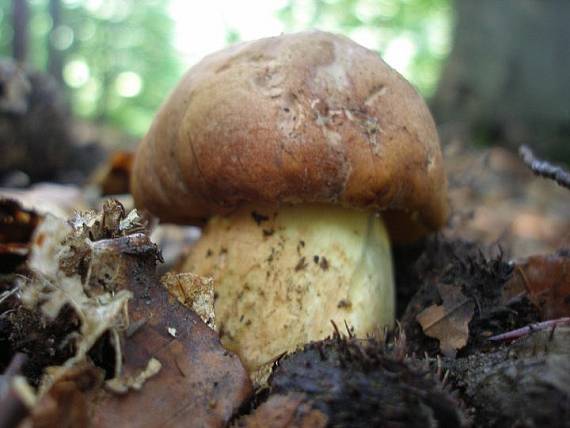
[279, 0, 451, 95]
[0, 0, 182, 137]
[0, 0, 451, 138]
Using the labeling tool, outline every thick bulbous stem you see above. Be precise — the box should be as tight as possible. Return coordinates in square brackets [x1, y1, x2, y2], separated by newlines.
[181, 204, 395, 371]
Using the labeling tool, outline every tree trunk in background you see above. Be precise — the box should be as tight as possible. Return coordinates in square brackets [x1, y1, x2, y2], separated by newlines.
[432, 0, 570, 162]
[11, 0, 28, 63]
[48, 0, 64, 85]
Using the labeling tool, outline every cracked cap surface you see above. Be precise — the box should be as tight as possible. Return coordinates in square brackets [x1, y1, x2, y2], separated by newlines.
[131, 30, 448, 242]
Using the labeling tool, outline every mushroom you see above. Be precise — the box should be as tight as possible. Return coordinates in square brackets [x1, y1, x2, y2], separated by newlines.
[131, 31, 448, 372]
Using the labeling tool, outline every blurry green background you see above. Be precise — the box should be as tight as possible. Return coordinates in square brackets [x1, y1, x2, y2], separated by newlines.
[1, 0, 569, 162]
[0, 0, 451, 137]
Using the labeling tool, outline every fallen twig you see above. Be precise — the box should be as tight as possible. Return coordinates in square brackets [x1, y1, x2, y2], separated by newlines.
[488, 317, 570, 341]
[0, 353, 27, 389]
[519, 145, 570, 190]
[0, 354, 29, 428]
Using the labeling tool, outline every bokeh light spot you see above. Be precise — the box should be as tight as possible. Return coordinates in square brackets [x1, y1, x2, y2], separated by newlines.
[115, 71, 143, 98]
[63, 59, 90, 88]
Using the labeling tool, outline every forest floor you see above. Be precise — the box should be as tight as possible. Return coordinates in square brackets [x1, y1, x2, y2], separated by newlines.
[0, 141, 569, 428]
[442, 142, 569, 258]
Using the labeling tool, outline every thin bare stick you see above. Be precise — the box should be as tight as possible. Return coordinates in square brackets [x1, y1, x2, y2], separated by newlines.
[2, 353, 27, 379]
[519, 145, 570, 190]
[488, 317, 570, 342]
[0, 353, 29, 428]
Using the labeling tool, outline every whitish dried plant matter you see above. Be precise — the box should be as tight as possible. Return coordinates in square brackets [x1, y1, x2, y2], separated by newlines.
[18, 201, 158, 395]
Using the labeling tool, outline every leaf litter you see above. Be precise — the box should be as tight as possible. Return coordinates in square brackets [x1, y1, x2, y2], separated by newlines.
[416, 283, 475, 357]
[0, 199, 252, 428]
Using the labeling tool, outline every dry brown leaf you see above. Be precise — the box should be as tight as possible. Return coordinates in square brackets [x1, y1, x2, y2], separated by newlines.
[504, 250, 570, 318]
[416, 283, 475, 357]
[235, 394, 328, 428]
[161, 271, 215, 329]
[90, 270, 253, 428]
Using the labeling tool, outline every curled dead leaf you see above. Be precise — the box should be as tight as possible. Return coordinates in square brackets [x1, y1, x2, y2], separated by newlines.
[504, 249, 570, 318]
[416, 283, 475, 357]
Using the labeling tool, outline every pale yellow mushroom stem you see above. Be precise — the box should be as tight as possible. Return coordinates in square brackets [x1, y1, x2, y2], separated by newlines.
[181, 204, 395, 372]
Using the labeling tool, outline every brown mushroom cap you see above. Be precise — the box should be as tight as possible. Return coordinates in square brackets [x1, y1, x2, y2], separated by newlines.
[131, 30, 448, 242]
